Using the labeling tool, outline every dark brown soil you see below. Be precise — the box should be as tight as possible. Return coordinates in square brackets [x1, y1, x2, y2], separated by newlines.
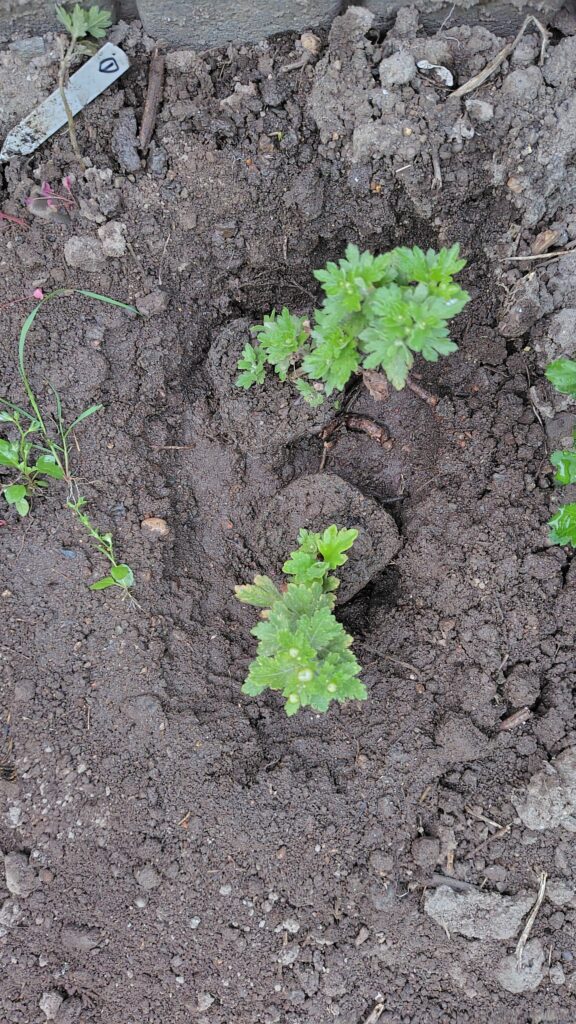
[1, 8, 576, 1023]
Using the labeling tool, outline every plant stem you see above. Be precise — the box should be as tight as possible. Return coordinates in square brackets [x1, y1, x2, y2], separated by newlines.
[58, 35, 85, 167]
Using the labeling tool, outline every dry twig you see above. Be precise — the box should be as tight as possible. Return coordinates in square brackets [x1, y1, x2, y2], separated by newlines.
[516, 872, 547, 965]
[499, 707, 531, 731]
[451, 15, 550, 99]
[139, 49, 165, 151]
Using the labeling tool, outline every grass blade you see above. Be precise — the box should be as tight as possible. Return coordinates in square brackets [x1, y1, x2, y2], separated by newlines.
[75, 290, 139, 314]
[66, 403, 104, 432]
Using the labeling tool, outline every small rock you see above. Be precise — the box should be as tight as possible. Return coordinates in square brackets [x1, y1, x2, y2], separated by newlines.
[188, 916, 201, 929]
[276, 918, 300, 934]
[64, 235, 106, 273]
[147, 142, 167, 176]
[260, 76, 289, 107]
[300, 31, 321, 54]
[97, 221, 127, 258]
[134, 864, 161, 890]
[501, 66, 542, 103]
[424, 885, 533, 940]
[379, 50, 417, 87]
[503, 667, 540, 708]
[511, 747, 576, 832]
[434, 714, 489, 762]
[411, 836, 440, 868]
[277, 945, 300, 966]
[0, 899, 22, 930]
[465, 98, 494, 122]
[219, 884, 232, 896]
[61, 924, 101, 952]
[141, 516, 170, 538]
[136, 291, 169, 316]
[111, 108, 141, 174]
[550, 964, 566, 986]
[3, 852, 38, 897]
[547, 881, 576, 908]
[197, 993, 214, 1012]
[496, 939, 545, 993]
[9, 36, 45, 61]
[39, 992, 64, 1020]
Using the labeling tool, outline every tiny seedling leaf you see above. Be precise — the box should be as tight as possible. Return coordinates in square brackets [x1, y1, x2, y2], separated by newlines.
[67, 403, 104, 432]
[550, 449, 576, 485]
[0, 439, 21, 468]
[110, 563, 134, 587]
[35, 455, 65, 479]
[89, 576, 115, 590]
[546, 358, 576, 397]
[548, 503, 576, 547]
[4, 483, 27, 504]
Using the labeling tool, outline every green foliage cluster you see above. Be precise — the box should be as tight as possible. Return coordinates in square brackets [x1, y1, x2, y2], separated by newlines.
[56, 3, 112, 47]
[546, 358, 576, 547]
[235, 526, 366, 715]
[237, 244, 470, 403]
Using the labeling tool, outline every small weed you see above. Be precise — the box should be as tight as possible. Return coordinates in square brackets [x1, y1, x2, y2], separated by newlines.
[546, 357, 576, 547]
[1, 288, 138, 594]
[55, 4, 113, 163]
[237, 243, 470, 404]
[235, 525, 366, 715]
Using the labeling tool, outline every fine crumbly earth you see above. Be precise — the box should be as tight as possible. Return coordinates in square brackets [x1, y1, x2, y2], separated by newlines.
[1, 6, 576, 1023]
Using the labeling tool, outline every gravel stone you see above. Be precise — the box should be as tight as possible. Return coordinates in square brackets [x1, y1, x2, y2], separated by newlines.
[136, 291, 169, 316]
[379, 50, 417, 87]
[141, 516, 170, 539]
[503, 666, 540, 708]
[3, 852, 38, 897]
[39, 992, 64, 1020]
[411, 836, 440, 868]
[97, 220, 127, 258]
[63, 235, 106, 273]
[496, 939, 545, 992]
[424, 885, 533, 940]
[512, 747, 576, 831]
[134, 864, 161, 890]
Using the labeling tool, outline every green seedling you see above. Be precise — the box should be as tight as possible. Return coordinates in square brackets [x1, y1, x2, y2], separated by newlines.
[55, 4, 113, 163]
[235, 525, 366, 715]
[1, 288, 137, 593]
[237, 244, 470, 404]
[546, 357, 576, 547]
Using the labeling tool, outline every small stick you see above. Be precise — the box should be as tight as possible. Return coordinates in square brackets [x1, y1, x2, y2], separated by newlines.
[0, 211, 29, 229]
[470, 823, 511, 855]
[516, 872, 547, 966]
[429, 873, 477, 893]
[451, 15, 549, 99]
[406, 376, 438, 407]
[502, 249, 575, 263]
[356, 995, 385, 1024]
[499, 707, 531, 731]
[430, 144, 443, 189]
[139, 49, 165, 152]
[465, 805, 504, 830]
[344, 415, 393, 449]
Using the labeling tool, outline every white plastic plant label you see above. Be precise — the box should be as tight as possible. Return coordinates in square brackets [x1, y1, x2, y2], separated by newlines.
[0, 42, 130, 162]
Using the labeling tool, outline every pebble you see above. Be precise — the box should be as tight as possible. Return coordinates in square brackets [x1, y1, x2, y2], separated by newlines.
[496, 938, 545, 993]
[379, 50, 417, 87]
[9, 36, 45, 61]
[61, 924, 100, 952]
[134, 864, 161, 890]
[277, 945, 300, 966]
[39, 992, 64, 1020]
[197, 993, 214, 1012]
[550, 964, 566, 986]
[301, 31, 321, 54]
[64, 235, 106, 273]
[111, 108, 141, 174]
[188, 917, 201, 929]
[512, 747, 576, 831]
[465, 98, 494, 122]
[97, 221, 127, 258]
[547, 880, 576, 908]
[425, 886, 533, 940]
[136, 291, 169, 316]
[411, 836, 440, 868]
[3, 852, 38, 897]
[219, 884, 232, 896]
[503, 667, 540, 708]
[141, 516, 170, 539]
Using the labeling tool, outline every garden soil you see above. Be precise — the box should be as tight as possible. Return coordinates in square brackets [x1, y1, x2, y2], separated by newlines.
[1, 6, 576, 1023]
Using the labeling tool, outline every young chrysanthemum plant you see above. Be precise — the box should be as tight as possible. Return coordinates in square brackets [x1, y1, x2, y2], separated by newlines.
[236, 244, 470, 404]
[235, 526, 366, 715]
[546, 357, 576, 547]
